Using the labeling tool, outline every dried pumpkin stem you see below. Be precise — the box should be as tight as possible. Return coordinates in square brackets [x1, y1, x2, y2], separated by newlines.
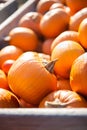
[45, 59, 58, 73]
[4, 36, 11, 42]
[45, 101, 68, 108]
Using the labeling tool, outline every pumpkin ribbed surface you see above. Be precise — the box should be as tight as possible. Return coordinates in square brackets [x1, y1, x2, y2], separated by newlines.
[8, 52, 57, 105]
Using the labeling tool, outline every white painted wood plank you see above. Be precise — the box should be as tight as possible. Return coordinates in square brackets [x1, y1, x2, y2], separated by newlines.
[0, 108, 87, 130]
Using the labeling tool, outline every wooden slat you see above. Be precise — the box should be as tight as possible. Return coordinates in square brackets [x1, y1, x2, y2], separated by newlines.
[0, 0, 38, 39]
[0, 0, 38, 49]
[0, 0, 18, 24]
[0, 108, 87, 130]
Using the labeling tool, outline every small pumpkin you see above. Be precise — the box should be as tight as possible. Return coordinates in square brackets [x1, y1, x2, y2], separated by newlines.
[66, 0, 87, 15]
[49, 3, 64, 10]
[0, 45, 23, 69]
[57, 77, 72, 90]
[78, 18, 87, 49]
[51, 30, 79, 51]
[69, 7, 87, 31]
[39, 90, 87, 108]
[0, 88, 19, 108]
[51, 40, 85, 78]
[40, 8, 70, 38]
[1, 59, 15, 75]
[70, 52, 87, 97]
[18, 12, 42, 36]
[8, 51, 57, 105]
[0, 69, 9, 90]
[42, 38, 54, 55]
[36, 0, 56, 14]
[6, 27, 38, 51]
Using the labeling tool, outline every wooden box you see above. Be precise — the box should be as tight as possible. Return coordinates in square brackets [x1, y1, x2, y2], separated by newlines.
[0, 0, 87, 130]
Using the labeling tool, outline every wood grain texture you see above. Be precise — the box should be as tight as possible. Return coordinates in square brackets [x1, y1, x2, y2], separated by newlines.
[0, 108, 87, 130]
[0, 0, 18, 24]
[0, 0, 38, 39]
[0, 0, 38, 49]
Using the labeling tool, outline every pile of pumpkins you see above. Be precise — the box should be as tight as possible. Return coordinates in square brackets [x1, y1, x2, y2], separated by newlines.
[0, 0, 87, 108]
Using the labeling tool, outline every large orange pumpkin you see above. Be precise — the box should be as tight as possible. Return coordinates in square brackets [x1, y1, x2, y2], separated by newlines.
[70, 52, 87, 97]
[8, 52, 57, 105]
[39, 90, 87, 108]
[40, 8, 70, 38]
[51, 40, 85, 78]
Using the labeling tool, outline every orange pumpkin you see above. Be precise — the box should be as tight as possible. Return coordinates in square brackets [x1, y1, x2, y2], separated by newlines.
[51, 30, 79, 51]
[0, 69, 9, 90]
[1, 59, 15, 75]
[7, 27, 38, 51]
[51, 40, 85, 78]
[36, 0, 56, 14]
[69, 7, 87, 31]
[40, 8, 70, 38]
[78, 18, 87, 49]
[8, 52, 57, 105]
[18, 12, 42, 36]
[66, 0, 87, 15]
[57, 77, 72, 90]
[42, 38, 54, 55]
[39, 90, 87, 108]
[0, 88, 19, 108]
[0, 45, 23, 69]
[70, 52, 87, 97]
[19, 98, 37, 108]
[49, 3, 64, 10]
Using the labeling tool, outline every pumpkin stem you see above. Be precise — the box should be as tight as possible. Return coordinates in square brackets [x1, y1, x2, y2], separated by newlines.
[4, 36, 11, 42]
[45, 59, 58, 73]
[45, 101, 68, 108]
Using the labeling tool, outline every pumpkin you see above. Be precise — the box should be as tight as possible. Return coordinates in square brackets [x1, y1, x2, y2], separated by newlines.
[51, 30, 79, 51]
[51, 40, 85, 78]
[8, 52, 57, 105]
[18, 12, 42, 36]
[7, 27, 38, 51]
[57, 77, 72, 90]
[1, 59, 15, 75]
[78, 18, 87, 49]
[0, 45, 23, 68]
[40, 8, 70, 38]
[0, 69, 9, 90]
[69, 7, 87, 31]
[39, 90, 87, 108]
[70, 52, 87, 97]
[0, 88, 19, 108]
[36, 0, 56, 14]
[42, 38, 54, 55]
[19, 98, 37, 108]
[66, 0, 87, 15]
[49, 3, 64, 10]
